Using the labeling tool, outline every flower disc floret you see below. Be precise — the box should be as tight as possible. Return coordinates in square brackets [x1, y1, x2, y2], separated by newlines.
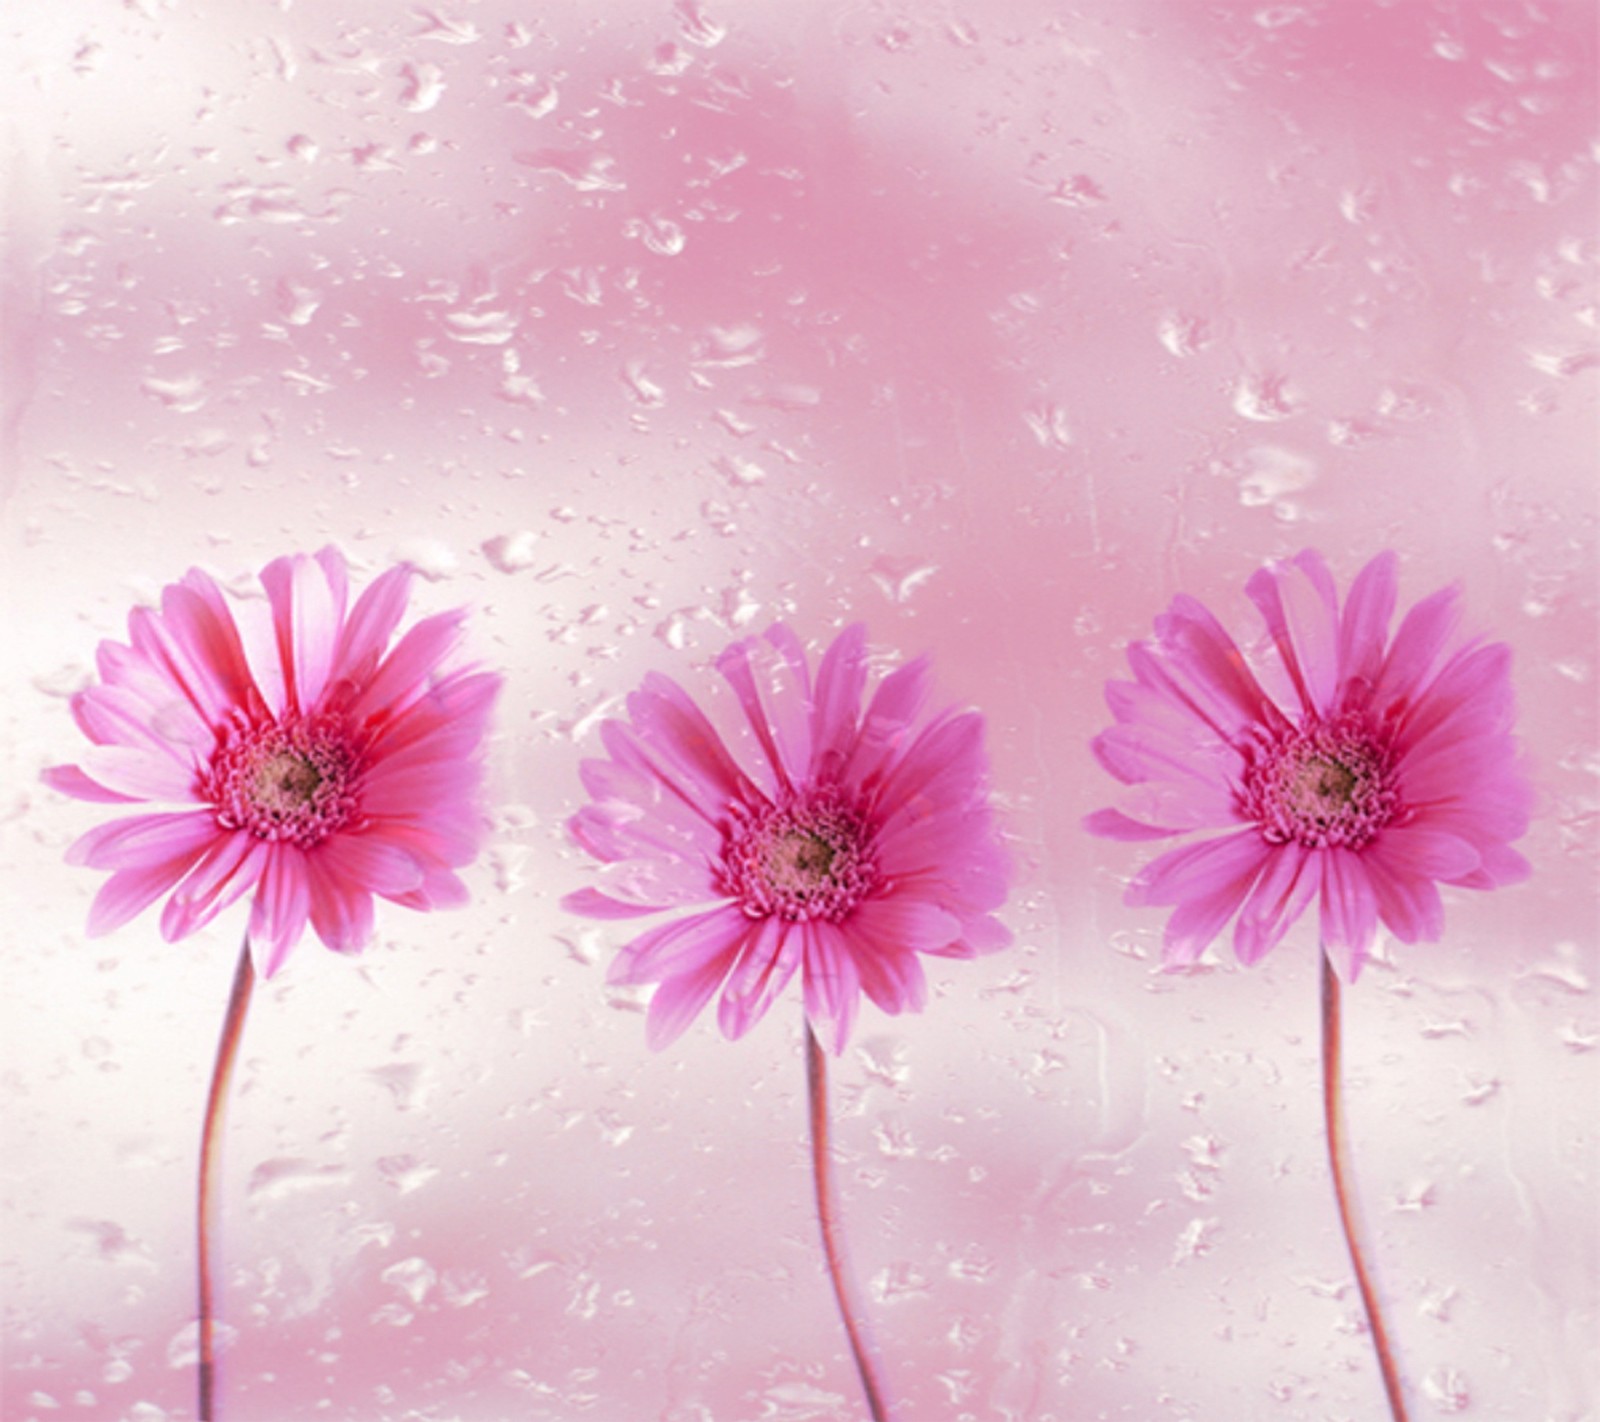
[722, 792, 879, 923]
[1243, 714, 1398, 850]
[207, 714, 361, 847]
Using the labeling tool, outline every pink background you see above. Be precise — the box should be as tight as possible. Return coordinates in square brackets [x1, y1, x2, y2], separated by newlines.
[2, 2, 1595, 1419]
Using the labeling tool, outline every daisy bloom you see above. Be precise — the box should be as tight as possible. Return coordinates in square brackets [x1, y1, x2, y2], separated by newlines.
[564, 622, 1012, 1052]
[45, 546, 501, 974]
[1087, 548, 1531, 978]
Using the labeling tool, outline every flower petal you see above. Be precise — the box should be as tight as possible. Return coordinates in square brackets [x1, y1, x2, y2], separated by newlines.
[717, 916, 801, 1041]
[802, 922, 863, 1056]
[1232, 842, 1317, 966]
[608, 905, 750, 986]
[160, 833, 268, 941]
[261, 550, 343, 713]
[67, 811, 219, 871]
[79, 745, 199, 803]
[249, 845, 311, 978]
[1337, 551, 1398, 701]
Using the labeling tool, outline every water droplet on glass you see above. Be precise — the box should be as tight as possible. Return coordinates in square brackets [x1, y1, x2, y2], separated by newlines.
[1048, 173, 1107, 207]
[1422, 1366, 1471, 1413]
[1235, 445, 1316, 506]
[391, 538, 458, 581]
[381, 1256, 438, 1306]
[1233, 373, 1303, 422]
[246, 1157, 351, 1202]
[443, 308, 517, 345]
[140, 373, 207, 413]
[1023, 402, 1073, 450]
[482, 531, 541, 573]
[1158, 311, 1213, 357]
[398, 61, 446, 113]
[506, 75, 559, 120]
[867, 555, 939, 603]
[514, 149, 625, 192]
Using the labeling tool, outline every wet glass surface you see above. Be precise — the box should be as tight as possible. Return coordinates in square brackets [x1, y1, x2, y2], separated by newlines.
[2, 2, 1596, 1419]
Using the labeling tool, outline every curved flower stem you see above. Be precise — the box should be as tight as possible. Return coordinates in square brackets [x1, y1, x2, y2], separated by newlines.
[197, 937, 255, 1422]
[1321, 951, 1409, 1422]
[805, 1026, 891, 1422]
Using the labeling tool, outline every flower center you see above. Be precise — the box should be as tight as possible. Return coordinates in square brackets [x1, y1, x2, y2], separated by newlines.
[1242, 715, 1398, 850]
[721, 793, 879, 922]
[205, 714, 361, 847]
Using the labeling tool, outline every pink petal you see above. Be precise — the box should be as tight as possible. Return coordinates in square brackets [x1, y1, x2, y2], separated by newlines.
[1337, 551, 1398, 700]
[67, 811, 219, 871]
[160, 833, 268, 941]
[388, 866, 471, 911]
[1365, 826, 1480, 884]
[305, 855, 377, 953]
[802, 920, 862, 1055]
[845, 895, 962, 956]
[1319, 847, 1379, 979]
[1361, 851, 1445, 945]
[644, 937, 743, 1051]
[79, 745, 199, 803]
[840, 654, 933, 790]
[806, 624, 868, 782]
[73, 681, 208, 759]
[1232, 842, 1318, 966]
[1128, 828, 1271, 909]
[232, 595, 288, 718]
[248, 845, 311, 978]
[261, 551, 342, 713]
[315, 834, 426, 896]
[163, 571, 263, 721]
[86, 840, 215, 937]
[1373, 582, 1461, 707]
[625, 672, 751, 813]
[937, 913, 1012, 957]
[716, 916, 801, 1041]
[714, 634, 793, 795]
[42, 764, 141, 804]
[562, 886, 678, 920]
[332, 563, 414, 685]
[608, 905, 751, 986]
[351, 610, 466, 722]
[1147, 597, 1282, 740]
[1246, 551, 1341, 717]
[1396, 642, 1514, 754]
[871, 711, 986, 823]
[1086, 807, 1184, 841]
[853, 941, 928, 1016]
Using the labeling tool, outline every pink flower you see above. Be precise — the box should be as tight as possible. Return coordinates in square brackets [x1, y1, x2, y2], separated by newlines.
[1087, 549, 1532, 978]
[564, 624, 1012, 1052]
[46, 547, 500, 977]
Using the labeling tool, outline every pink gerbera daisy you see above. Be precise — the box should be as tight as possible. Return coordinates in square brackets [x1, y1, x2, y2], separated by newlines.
[1088, 548, 1532, 1422]
[1087, 548, 1531, 979]
[46, 545, 500, 976]
[566, 622, 1010, 1421]
[45, 546, 499, 1422]
[564, 622, 1013, 1053]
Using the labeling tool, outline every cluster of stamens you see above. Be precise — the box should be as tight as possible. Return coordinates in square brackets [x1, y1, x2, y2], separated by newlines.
[1241, 714, 1399, 850]
[204, 713, 361, 847]
[720, 791, 879, 923]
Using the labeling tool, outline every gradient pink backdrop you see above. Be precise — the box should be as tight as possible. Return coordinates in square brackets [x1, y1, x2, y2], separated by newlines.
[2, 2, 1596, 1419]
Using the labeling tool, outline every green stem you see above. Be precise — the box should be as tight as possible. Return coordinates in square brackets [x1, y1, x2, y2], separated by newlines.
[1321, 951, 1409, 1422]
[805, 1025, 891, 1422]
[197, 937, 255, 1422]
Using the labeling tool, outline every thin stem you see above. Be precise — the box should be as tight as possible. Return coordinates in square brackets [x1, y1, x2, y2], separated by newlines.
[1321, 951, 1409, 1422]
[197, 937, 255, 1422]
[805, 1026, 891, 1422]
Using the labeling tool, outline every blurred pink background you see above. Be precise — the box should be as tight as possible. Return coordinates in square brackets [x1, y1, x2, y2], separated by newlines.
[2, 2, 1595, 1419]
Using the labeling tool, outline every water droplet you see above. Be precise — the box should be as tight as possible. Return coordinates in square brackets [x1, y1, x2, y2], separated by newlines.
[376, 1154, 439, 1195]
[506, 75, 559, 120]
[482, 531, 541, 573]
[381, 1256, 438, 1306]
[1023, 402, 1073, 450]
[514, 149, 625, 192]
[867, 555, 939, 603]
[620, 362, 666, 407]
[675, 0, 727, 47]
[1048, 173, 1106, 207]
[391, 538, 458, 581]
[1158, 311, 1213, 357]
[398, 61, 446, 113]
[246, 1157, 351, 1202]
[624, 213, 686, 256]
[140, 373, 207, 413]
[712, 453, 766, 486]
[1422, 1366, 1471, 1412]
[1233, 373, 1303, 422]
[1236, 444, 1316, 506]
[443, 308, 517, 345]
[275, 279, 321, 327]
[367, 1062, 434, 1112]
